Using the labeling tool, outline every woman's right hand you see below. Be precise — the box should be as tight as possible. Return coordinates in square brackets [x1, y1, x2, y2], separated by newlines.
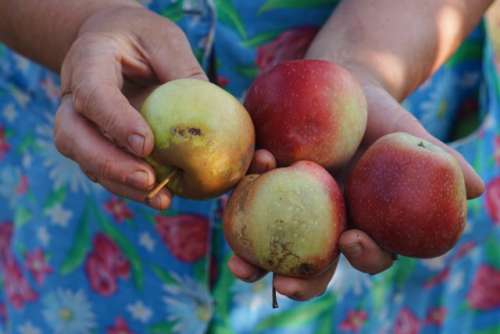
[54, 6, 207, 210]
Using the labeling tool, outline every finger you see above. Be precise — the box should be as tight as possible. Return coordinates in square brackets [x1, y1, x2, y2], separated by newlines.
[273, 261, 337, 301]
[339, 229, 394, 275]
[54, 96, 156, 191]
[139, 16, 208, 82]
[248, 149, 277, 174]
[98, 178, 172, 211]
[61, 34, 154, 158]
[364, 87, 484, 199]
[227, 255, 267, 282]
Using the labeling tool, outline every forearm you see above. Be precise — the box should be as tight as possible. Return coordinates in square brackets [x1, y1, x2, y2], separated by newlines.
[307, 0, 493, 100]
[0, 0, 140, 72]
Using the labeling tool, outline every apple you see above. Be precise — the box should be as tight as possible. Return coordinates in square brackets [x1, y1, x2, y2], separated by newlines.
[244, 59, 367, 170]
[346, 132, 467, 258]
[140, 78, 255, 199]
[223, 161, 346, 278]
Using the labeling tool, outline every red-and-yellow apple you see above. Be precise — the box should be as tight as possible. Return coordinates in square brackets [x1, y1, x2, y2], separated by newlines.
[346, 132, 467, 258]
[223, 161, 346, 278]
[244, 59, 367, 170]
[140, 79, 255, 199]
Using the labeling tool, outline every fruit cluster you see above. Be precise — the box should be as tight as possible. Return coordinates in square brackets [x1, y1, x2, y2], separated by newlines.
[140, 60, 467, 280]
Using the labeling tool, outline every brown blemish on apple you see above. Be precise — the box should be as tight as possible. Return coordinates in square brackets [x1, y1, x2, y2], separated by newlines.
[171, 126, 203, 137]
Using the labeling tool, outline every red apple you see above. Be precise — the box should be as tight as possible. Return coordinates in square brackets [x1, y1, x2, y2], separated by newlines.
[346, 132, 467, 258]
[223, 161, 346, 278]
[244, 60, 367, 170]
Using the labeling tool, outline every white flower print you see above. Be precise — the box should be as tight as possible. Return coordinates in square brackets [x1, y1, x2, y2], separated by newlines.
[0, 167, 24, 209]
[329, 256, 372, 297]
[35, 112, 101, 194]
[18, 321, 41, 334]
[10, 85, 30, 108]
[37, 226, 50, 247]
[42, 289, 96, 334]
[45, 203, 72, 228]
[22, 152, 32, 169]
[127, 300, 153, 323]
[449, 270, 465, 292]
[3, 103, 17, 123]
[40, 76, 60, 102]
[14, 54, 30, 73]
[422, 255, 447, 270]
[230, 275, 275, 333]
[163, 274, 213, 334]
[139, 232, 155, 252]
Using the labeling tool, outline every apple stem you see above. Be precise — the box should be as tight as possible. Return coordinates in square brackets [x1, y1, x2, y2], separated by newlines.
[146, 169, 177, 200]
[272, 273, 279, 309]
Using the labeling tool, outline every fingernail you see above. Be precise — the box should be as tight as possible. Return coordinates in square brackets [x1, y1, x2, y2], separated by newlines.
[128, 134, 145, 156]
[127, 170, 150, 189]
[345, 242, 363, 257]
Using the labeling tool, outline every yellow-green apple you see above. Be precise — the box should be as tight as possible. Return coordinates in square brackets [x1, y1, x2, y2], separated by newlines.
[223, 161, 346, 278]
[244, 60, 367, 170]
[346, 132, 467, 258]
[140, 79, 255, 199]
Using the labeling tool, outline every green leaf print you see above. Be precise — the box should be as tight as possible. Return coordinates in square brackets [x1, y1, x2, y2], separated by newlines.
[151, 264, 177, 285]
[254, 293, 336, 332]
[161, 1, 184, 22]
[43, 187, 66, 210]
[474, 326, 500, 334]
[212, 254, 235, 319]
[14, 207, 32, 227]
[235, 65, 259, 79]
[149, 321, 176, 334]
[315, 309, 334, 334]
[60, 204, 91, 275]
[215, 0, 247, 38]
[16, 134, 36, 154]
[242, 30, 284, 48]
[391, 257, 417, 288]
[259, 0, 338, 14]
[485, 237, 500, 269]
[93, 203, 144, 289]
[445, 40, 484, 68]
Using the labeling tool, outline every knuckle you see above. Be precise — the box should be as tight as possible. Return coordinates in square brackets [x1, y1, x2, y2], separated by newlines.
[53, 117, 72, 158]
[72, 82, 100, 116]
[97, 158, 116, 181]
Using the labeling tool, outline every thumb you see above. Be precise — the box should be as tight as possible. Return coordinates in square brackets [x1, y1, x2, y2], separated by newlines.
[364, 85, 485, 199]
[142, 21, 208, 82]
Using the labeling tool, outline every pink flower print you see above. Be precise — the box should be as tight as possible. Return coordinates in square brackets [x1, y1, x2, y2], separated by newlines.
[339, 310, 368, 332]
[84, 234, 130, 296]
[467, 265, 500, 310]
[394, 309, 420, 334]
[107, 317, 134, 334]
[3, 258, 38, 309]
[425, 307, 446, 326]
[25, 249, 52, 284]
[0, 127, 10, 160]
[105, 197, 133, 223]
[256, 27, 319, 73]
[485, 177, 500, 225]
[155, 214, 209, 263]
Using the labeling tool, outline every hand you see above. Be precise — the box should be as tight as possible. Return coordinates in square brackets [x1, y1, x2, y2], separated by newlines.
[227, 65, 485, 302]
[53, 6, 207, 210]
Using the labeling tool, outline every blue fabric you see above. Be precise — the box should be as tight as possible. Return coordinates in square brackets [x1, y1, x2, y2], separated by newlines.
[0, 1, 498, 333]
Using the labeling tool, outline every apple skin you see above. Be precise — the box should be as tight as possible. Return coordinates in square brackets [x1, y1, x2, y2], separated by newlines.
[244, 60, 367, 170]
[140, 79, 255, 199]
[223, 161, 346, 278]
[346, 132, 467, 258]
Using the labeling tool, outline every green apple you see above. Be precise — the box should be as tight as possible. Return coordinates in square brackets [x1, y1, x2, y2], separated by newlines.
[140, 79, 255, 199]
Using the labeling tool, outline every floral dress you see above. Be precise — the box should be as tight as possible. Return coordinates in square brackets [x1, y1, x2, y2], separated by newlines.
[0, 1, 499, 333]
